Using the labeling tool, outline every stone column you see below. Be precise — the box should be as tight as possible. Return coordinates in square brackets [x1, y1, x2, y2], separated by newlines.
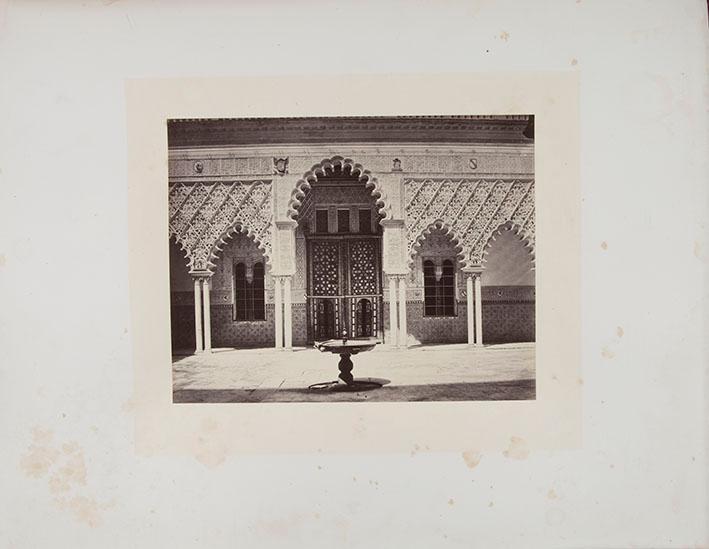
[474, 272, 483, 346]
[398, 275, 408, 348]
[193, 277, 203, 353]
[202, 277, 212, 353]
[466, 274, 475, 346]
[283, 275, 293, 350]
[274, 276, 283, 349]
[388, 275, 398, 348]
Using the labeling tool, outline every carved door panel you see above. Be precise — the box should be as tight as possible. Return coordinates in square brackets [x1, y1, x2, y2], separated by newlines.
[306, 237, 382, 343]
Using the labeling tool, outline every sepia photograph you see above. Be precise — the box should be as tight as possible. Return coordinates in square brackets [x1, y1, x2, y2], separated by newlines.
[168, 116, 536, 403]
[5, 1, 707, 546]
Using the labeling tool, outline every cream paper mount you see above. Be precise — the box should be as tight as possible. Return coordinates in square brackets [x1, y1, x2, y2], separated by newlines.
[126, 72, 580, 458]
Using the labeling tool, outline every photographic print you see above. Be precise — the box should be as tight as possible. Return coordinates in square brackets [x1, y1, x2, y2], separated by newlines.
[168, 116, 535, 403]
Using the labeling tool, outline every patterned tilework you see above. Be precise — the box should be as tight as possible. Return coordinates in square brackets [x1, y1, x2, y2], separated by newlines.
[406, 302, 469, 344]
[292, 303, 308, 346]
[396, 285, 535, 345]
[170, 304, 196, 351]
[171, 298, 308, 350]
[481, 302, 535, 343]
[210, 304, 275, 348]
[171, 288, 534, 350]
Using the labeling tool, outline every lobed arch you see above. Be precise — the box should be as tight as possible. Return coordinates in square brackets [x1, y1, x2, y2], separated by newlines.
[169, 233, 192, 271]
[478, 220, 536, 269]
[207, 222, 272, 272]
[287, 155, 391, 221]
[408, 220, 466, 269]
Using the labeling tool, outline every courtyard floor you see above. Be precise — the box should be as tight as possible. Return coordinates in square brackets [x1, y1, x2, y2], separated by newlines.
[172, 342, 535, 403]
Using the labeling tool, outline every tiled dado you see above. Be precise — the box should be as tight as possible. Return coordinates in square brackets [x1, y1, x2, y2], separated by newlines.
[404, 299, 534, 344]
[396, 285, 535, 304]
[171, 293, 533, 350]
[170, 302, 309, 350]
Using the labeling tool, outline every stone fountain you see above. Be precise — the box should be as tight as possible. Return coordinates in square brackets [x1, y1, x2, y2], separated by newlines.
[310, 330, 381, 390]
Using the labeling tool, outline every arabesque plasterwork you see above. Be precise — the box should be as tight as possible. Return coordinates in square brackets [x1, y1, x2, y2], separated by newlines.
[169, 180, 272, 272]
[404, 178, 535, 268]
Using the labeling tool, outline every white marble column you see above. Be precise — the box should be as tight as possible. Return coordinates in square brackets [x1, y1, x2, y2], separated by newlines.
[283, 275, 292, 350]
[274, 276, 283, 349]
[202, 277, 212, 353]
[466, 274, 475, 346]
[388, 275, 398, 348]
[193, 278, 203, 353]
[474, 273, 483, 346]
[398, 275, 408, 349]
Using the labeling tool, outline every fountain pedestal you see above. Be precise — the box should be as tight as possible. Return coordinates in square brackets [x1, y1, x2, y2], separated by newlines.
[310, 331, 380, 391]
[337, 354, 355, 385]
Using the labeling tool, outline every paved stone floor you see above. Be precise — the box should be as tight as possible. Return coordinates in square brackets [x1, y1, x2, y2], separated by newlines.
[173, 342, 535, 403]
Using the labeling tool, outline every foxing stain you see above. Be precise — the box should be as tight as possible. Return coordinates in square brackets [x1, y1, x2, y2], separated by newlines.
[503, 436, 529, 460]
[462, 451, 481, 469]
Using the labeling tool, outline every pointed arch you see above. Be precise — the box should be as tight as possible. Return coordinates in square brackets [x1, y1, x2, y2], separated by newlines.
[287, 156, 391, 221]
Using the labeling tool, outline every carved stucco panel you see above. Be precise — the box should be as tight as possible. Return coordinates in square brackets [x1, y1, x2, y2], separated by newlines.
[404, 178, 535, 269]
[169, 180, 273, 272]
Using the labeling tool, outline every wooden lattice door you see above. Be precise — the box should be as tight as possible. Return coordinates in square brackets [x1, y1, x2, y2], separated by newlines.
[306, 237, 382, 344]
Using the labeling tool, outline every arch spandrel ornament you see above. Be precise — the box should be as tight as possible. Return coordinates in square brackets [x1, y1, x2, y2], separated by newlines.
[168, 180, 273, 273]
[408, 220, 466, 268]
[404, 178, 535, 269]
[287, 156, 392, 221]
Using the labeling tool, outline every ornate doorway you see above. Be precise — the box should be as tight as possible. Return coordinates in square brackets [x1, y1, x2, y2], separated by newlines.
[306, 236, 383, 343]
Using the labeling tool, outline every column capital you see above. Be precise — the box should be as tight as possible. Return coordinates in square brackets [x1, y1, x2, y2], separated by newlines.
[275, 219, 298, 231]
[189, 270, 213, 280]
[380, 218, 406, 229]
[461, 266, 483, 278]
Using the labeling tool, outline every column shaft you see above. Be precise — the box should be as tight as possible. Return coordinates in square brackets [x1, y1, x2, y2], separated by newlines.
[283, 276, 292, 350]
[274, 276, 283, 349]
[388, 276, 398, 348]
[466, 275, 475, 346]
[398, 275, 408, 348]
[203, 278, 212, 353]
[193, 278, 203, 353]
[474, 273, 483, 346]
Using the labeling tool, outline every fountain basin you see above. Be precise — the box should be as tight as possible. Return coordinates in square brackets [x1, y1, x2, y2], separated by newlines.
[312, 336, 380, 388]
[314, 337, 379, 355]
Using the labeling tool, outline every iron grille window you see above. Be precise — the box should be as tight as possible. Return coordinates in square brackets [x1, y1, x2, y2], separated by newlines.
[423, 259, 456, 316]
[234, 261, 265, 321]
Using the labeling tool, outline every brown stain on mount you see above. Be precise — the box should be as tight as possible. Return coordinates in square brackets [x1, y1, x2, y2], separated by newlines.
[462, 451, 481, 469]
[20, 426, 109, 527]
[601, 347, 615, 359]
[503, 436, 529, 460]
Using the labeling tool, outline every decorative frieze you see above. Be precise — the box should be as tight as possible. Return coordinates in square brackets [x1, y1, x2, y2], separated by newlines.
[168, 151, 533, 180]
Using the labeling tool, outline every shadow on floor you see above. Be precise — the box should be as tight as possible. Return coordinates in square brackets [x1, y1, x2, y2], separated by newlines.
[173, 379, 535, 403]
